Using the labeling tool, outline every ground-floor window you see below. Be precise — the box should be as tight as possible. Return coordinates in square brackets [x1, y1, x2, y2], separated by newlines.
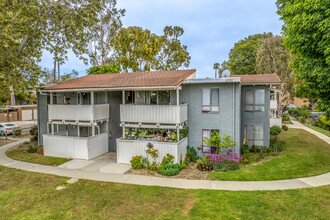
[244, 125, 264, 146]
[202, 129, 219, 153]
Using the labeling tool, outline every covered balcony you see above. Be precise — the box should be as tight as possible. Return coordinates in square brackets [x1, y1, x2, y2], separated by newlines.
[120, 104, 188, 127]
[48, 91, 109, 123]
[48, 104, 109, 122]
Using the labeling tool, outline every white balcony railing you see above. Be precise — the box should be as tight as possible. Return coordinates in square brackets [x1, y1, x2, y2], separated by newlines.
[120, 104, 188, 124]
[270, 117, 282, 127]
[117, 138, 188, 164]
[43, 133, 108, 160]
[48, 104, 109, 122]
[270, 100, 278, 110]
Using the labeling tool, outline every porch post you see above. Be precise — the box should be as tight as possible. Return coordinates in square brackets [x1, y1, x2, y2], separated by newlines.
[51, 123, 54, 135]
[176, 88, 179, 106]
[122, 90, 125, 105]
[77, 125, 80, 137]
[92, 124, 95, 136]
[177, 128, 180, 141]
[50, 92, 53, 105]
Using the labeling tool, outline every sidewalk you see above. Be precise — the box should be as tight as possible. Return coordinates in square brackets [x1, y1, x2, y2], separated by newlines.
[287, 117, 330, 144]
[1, 139, 329, 191]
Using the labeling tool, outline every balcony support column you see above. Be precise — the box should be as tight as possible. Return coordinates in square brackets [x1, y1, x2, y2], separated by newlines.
[176, 88, 179, 106]
[122, 126, 126, 138]
[92, 124, 95, 136]
[177, 128, 180, 141]
[50, 92, 53, 105]
[51, 123, 54, 135]
[122, 90, 125, 105]
[77, 125, 80, 137]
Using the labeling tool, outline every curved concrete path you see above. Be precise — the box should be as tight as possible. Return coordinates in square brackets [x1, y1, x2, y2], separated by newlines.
[1, 138, 329, 191]
[287, 116, 330, 144]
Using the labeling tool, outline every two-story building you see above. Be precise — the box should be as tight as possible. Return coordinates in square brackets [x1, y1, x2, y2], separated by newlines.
[37, 69, 281, 163]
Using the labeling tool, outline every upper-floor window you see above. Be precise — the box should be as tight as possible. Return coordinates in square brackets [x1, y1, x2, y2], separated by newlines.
[245, 89, 265, 112]
[134, 91, 170, 105]
[202, 88, 219, 113]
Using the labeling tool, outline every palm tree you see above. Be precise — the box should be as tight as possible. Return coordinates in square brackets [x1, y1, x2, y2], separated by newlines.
[213, 63, 220, 78]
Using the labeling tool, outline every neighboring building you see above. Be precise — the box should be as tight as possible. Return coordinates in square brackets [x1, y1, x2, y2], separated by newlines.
[37, 70, 281, 163]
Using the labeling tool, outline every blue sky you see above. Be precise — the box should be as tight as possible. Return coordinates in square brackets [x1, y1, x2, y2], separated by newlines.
[39, 0, 283, 78]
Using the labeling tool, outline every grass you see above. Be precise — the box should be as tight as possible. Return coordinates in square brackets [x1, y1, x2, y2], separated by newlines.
[6, 148, 70, 166]
[305, 125, 330, 137]
[0, 165, 329, 219]
[209, 129, 330, 181]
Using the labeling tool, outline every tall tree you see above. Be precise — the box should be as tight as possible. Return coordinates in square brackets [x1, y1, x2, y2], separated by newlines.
[276, 0, 330, 114]
[256, 35, 295, 111]
[87, 64, 119, 75]
[228, 33, 273, 75]
[213, 63, 220, 78]
[112, 26, 163, 72]
[0, 0, 102, 105]
[154, 26, 191, 70]
[88, 0, 125, 66]
[218, 61, 230, 77]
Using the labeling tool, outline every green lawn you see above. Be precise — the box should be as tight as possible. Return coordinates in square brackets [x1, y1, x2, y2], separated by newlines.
[209, 129, 330, 181]
[305, 125, 330, 137]
[6, 148, 70, 166]
[0, 166, 329, 219]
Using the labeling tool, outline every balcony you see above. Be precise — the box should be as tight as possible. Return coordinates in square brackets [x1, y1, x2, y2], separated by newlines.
[116, 138, 188, 164]
[270, 117, 282, 127]
[43, 133, 108, 160]
[270, 100, 278, 110]
[48, 104, 109, 122]
[120, 104, 188, 126]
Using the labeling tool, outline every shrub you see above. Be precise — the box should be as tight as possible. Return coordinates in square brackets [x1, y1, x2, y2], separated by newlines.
[27, 146, 38, 153]
[14, 129, 22, 136]
[157, 163, 182, 176]
[282, 124, 288, 131]
[180, 126, 189, 138]
[181, 162, 187, 169]
[30, 125, 38, 141]
[269, 137, 286, 153]
[288, 109, 298, 116]
[185, 146, 198, 163]
[282, 114, 290, 121]
[36, 146, 44, 155]
[130, 156, 143, 169]
[270, 125, 282, 135]
[207, 149, 241, 172]
[197, 156, 213, 171]
[162, 153, 175, 164]
[318, 116, 330, 130]
[23, 141, 29, 144]
[298, 116, 306, 123]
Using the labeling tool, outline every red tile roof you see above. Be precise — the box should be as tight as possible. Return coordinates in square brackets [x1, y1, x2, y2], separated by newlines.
[45, 69, 196, 90]
[231, 74, 281, 84]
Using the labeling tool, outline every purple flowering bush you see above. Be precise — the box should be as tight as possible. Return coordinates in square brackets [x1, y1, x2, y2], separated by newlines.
[207, 149, 242, 171]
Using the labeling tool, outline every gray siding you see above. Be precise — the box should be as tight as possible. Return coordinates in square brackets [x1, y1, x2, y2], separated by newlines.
[240, 85, 270, 147]
[37, 91, 49, 145]
[108, 91, 122, 151]
[180, 83, 241, 154]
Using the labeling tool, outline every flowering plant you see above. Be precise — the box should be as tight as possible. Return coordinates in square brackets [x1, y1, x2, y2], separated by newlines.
[207, 149, 242, 171]
[36, 145, 44, 155]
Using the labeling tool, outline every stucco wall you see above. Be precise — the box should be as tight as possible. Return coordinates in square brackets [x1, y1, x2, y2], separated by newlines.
[180, 82, 241, 154]
[240, 85, 270, 147]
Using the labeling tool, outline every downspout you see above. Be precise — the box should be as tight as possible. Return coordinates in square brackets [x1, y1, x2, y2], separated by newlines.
[232, 83, 235, 152]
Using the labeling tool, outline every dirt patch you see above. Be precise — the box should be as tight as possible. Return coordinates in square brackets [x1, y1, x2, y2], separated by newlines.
[125, 163, 212, 180]
[181, 195, 196, 216]
[0, 139, 15, 147]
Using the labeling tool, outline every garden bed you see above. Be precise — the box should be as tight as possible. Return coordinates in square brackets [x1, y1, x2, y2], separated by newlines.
[6, 141, 71, 166]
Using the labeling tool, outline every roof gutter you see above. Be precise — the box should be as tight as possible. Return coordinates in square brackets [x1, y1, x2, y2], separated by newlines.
[42, 86, 178, 93]
[242, 83, 282, 86]
[182, 77, 241, 84]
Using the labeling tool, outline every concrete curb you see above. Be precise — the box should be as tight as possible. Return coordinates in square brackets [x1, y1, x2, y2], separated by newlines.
[1, 138, 330, 191]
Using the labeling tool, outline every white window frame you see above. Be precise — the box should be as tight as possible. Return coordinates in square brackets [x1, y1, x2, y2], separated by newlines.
[202, 88, 220, 114]
[244, 124, 264, 146]
[245, 89, 265, 112]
